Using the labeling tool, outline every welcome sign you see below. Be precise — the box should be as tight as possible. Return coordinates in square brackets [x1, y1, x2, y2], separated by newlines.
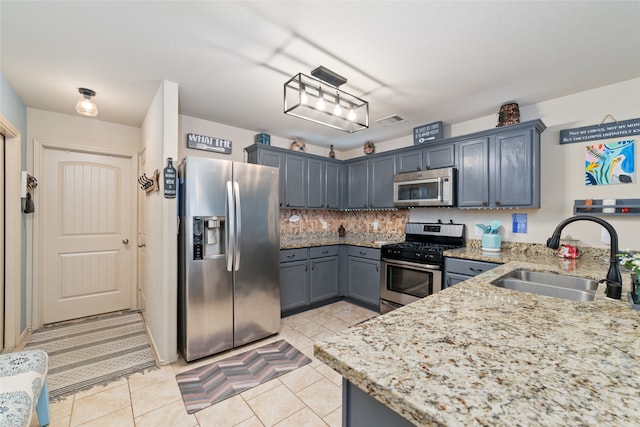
[187, 133, 232, 154]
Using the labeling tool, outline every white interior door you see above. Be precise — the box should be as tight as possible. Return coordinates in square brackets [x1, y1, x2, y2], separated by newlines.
[42, 147, 135, 324]
[137, 150, 147, 314]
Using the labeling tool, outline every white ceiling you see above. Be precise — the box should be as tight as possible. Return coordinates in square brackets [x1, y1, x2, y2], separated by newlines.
[2, 1, 640, 149]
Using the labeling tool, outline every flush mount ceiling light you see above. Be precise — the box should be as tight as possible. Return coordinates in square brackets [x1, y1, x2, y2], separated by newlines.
[284, 66, 369, 133]
[75, 87, 99, 117]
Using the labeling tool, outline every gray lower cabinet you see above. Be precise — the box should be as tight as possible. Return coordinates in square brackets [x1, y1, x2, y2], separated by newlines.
[346, 246, 381, 308]
[280, 248, 309, 312]
[444, 257, 500, 288]
[280, 246, 340, 314]
[342, 380, 414, 427]
[309, 246, 339, 303]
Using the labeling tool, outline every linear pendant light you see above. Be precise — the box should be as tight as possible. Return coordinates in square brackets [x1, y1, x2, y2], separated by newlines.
[284, 67, 368, 133]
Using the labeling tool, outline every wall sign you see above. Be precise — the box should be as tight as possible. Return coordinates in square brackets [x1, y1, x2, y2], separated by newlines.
[413, 121, 443, 144]
[559, 117, 640, 144]
[512, 213, 528, 233]
[187, 133, 232, 154]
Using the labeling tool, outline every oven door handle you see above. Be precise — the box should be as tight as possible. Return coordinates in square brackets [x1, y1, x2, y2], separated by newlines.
[381, 258, 441, 271]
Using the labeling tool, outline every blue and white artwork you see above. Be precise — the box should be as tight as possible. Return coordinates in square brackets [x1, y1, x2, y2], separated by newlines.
[585, 140, 635, 186]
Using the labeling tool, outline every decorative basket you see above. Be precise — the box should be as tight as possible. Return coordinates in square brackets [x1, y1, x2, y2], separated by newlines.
[496, 103, 520, 127]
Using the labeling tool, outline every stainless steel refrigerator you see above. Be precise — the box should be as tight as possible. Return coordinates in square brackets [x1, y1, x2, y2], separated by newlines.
[178, 156, 280, 362]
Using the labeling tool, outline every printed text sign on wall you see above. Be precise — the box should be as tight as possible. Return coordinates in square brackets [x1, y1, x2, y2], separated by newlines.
[187, 133, 232, 154]
[559, 118, 640, 144]
[413, 121, 443, 145]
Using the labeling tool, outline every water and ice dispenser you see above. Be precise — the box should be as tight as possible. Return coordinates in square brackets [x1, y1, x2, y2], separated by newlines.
[192, 216, 225, 260]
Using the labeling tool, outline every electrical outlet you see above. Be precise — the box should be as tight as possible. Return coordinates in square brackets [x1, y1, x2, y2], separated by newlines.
[322, 221, 327, 230]
[373, 221, 379, 231]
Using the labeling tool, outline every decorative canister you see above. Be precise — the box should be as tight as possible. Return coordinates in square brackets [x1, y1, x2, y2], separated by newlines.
[496, 103, 520, 127]
[481, 233, 501, 252]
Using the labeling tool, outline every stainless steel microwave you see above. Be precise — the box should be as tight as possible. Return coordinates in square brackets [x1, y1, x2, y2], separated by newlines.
[393, 167, 456, 207]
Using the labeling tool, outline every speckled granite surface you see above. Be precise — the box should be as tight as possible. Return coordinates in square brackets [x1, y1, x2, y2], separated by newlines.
[315, 259, 639, 426]
[280, 232, 404, 249]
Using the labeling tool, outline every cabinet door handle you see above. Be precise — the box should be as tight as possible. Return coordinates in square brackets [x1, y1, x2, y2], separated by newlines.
[286, 203, 290, 207]
[469, 267, 484, 273]
[495, 200, 502, 205]
[376, 263, 379, 272]
[482, 201, 488, 206]
[279, 202, 283, 207]
[359, 251, 367, 256]
[322, 250, 329, 254]
[286, 254, 296, 259]
[447, 277, 452, 288]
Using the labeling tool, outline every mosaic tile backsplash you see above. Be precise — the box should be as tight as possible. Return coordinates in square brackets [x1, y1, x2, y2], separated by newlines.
[280, 209, 409, 236]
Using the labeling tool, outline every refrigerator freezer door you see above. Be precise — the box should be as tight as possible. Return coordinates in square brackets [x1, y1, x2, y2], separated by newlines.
[178, 157, 234, 361]
[232, 162, 281, 347]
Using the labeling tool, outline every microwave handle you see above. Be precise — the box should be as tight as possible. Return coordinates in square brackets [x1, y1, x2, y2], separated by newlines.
[438, 177, 444, 201]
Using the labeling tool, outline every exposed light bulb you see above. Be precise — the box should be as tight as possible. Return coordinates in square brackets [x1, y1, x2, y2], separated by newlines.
[348, 107, 356, 121]
[317, 95, 325, 111]
[300, 87, 308, 104]
[333, 93, 342, 116]
[75, 88, 98, 117]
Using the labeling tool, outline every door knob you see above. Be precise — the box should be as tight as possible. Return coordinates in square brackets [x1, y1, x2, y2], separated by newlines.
[122, 238, 129, 244]
[137, 243, 146, 248]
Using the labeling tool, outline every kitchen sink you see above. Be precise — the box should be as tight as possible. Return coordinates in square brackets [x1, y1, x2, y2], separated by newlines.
[491, 269, 599, 302]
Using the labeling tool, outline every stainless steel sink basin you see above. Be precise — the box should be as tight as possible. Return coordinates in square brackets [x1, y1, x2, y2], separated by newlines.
[491, 269, 599, 302]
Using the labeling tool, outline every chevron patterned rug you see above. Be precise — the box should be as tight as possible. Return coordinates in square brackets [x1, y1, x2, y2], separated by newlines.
[176, 339, 311, 414]
[25, 311, 157, 400]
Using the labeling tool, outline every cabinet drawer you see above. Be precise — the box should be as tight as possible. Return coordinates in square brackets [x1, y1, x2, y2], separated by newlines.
[347, 246, 380, 260]
[280, 248, 308, 263]
[309, 245, 339, 258]
[445, 257, 500, 276]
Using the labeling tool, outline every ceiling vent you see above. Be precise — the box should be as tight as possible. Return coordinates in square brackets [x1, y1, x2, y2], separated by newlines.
[376, 114, 405, 126]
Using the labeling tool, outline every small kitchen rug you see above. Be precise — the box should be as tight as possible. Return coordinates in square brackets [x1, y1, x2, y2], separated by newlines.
[25, 310, 157, 400]
[176, 339, 311, 414]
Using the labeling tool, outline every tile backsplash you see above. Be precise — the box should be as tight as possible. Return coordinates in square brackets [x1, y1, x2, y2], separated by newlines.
[280, 209, 409, 236]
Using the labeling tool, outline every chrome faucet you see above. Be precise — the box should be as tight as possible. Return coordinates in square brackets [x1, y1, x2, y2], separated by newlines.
[546, 215, 622, 299]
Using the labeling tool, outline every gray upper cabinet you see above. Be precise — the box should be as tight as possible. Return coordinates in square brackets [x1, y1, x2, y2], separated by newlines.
[369, 154, 396, 208]
[307, 158, 325, 208]
[283, 153, 306, 208]
[457, 120, 544, 208]
[493, 129, 536, 207]
[347, 155, 395, 209]
[325, 162, 341, 209]
[457, 137, 490, 207]
[424, 144, 455, 169]
[396, 143, 455, 173]
[347, 159, 369, 209]
[396, 150, 422, 173]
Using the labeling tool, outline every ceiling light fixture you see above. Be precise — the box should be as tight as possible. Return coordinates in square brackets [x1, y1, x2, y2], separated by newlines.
[284, 66, 368, 133]
[75, 87, 99, 117]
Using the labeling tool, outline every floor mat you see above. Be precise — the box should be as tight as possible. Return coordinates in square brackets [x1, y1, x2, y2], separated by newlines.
[25, 311, 157, 400]
[176, 339, 311, 414]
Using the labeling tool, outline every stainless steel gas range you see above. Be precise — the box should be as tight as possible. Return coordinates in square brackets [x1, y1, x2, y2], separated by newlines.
[380, 222, 465, 313]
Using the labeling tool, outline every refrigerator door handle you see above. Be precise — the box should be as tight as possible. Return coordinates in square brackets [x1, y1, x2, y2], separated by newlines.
[226, 180, 235, 272]
[233, 181, 241, 272]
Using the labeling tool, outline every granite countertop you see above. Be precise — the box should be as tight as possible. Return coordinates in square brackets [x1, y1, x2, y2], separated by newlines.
[280, 233, 404, 250]
[314, 258, 639, 426]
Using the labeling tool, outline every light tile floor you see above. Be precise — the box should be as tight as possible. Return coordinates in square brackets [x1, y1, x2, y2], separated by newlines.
[32, 301, 377, 427]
